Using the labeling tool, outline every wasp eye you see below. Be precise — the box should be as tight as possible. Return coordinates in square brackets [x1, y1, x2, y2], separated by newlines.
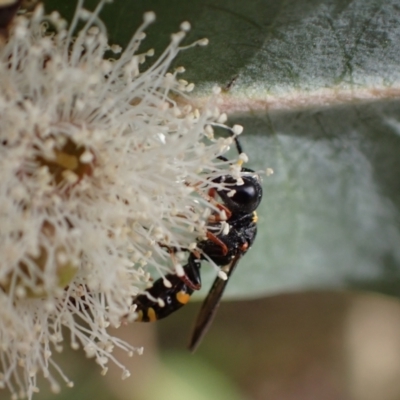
[232, 179, 257, 204]
[217, 174, 262, 214]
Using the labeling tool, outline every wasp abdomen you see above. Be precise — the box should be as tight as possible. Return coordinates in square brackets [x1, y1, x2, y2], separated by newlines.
[134, 273, 194, 322]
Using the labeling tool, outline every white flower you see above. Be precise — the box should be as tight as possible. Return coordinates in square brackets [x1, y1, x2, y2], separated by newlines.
[0, 0, 242, 398]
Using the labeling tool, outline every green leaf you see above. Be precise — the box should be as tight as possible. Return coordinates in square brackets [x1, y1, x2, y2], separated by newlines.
[214, 100, 400, 299]
[43, 0, 400, 298]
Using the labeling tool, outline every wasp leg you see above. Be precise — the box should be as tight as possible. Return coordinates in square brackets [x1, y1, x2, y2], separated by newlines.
[179, 255, 201, 290]
[187, 181, 232, 220]
[207, 188, 232, 220]
[156, 244, 201, 291]
[206, 231, 229, 256]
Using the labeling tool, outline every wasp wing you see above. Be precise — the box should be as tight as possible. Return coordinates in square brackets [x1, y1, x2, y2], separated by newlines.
[188, 254, 242, 353]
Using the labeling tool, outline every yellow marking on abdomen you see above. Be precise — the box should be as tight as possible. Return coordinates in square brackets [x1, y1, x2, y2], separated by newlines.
[147, 307, 157, 322]
[252, 211, 258, 223]
[176, 291, 190, 304]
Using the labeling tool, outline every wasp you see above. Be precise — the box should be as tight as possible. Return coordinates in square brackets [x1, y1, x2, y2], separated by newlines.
[133, 135, 262, 352]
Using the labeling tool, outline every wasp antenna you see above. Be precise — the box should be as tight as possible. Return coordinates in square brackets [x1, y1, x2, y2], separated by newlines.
[234, 137, 244, 156]
[210, 123, 245, 156]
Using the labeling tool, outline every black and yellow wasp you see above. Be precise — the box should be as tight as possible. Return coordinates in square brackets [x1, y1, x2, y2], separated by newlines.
[133, 134, 262, 352]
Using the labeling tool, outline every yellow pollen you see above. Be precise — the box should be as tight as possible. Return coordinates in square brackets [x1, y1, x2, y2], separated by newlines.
[55, 150, 79, 170]
[176, 291, 190, 304]
[252, 211, 258, 223]
[237, 159, 244, 167]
